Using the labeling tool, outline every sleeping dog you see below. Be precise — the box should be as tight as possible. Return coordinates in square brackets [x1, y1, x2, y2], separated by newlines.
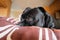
[18, 7, 55, 28]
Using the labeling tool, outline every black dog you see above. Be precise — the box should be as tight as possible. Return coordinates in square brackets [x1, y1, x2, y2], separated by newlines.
[18, 7, 55, 28]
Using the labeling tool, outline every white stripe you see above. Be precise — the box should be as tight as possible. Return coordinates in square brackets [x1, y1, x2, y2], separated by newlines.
[7, 27, 19, 40]
[6, 17, 13, 21]
[13, 21, 20, 24]
[39, 28, 42, 40]
[51, 30, 57, 40]
[0, 26, 16, 38]
[10, 19, 17, 23]
[45, 28, 49, 40]
[0, 25, 13, 31]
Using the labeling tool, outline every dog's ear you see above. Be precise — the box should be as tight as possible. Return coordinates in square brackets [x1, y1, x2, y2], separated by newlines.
[21, 7, 32, 19]
[38, 7, 46, 14]
[23, 7, 32, 14]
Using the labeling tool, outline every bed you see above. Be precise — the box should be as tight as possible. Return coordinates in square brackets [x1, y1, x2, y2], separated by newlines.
[0, 17, 60, 40]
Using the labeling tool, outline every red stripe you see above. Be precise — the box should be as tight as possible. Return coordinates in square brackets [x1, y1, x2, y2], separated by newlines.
[42, 28, 45, 40]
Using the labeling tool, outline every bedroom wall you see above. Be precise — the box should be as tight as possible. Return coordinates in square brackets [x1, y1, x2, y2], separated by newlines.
[0, 8, 8, 17]
[44, 0, 60, 17]
[10, 0, 54, 19]
[11, 0, 54, 10]
[0, 0, 12, 17]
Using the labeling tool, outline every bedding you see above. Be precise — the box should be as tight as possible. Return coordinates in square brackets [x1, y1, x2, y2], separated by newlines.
[0, 17, 60, 40]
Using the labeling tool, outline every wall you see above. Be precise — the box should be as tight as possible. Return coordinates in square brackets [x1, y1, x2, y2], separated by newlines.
[0, 0, 12, 17]
[10, 0, 54, 20]
[0, 8, 8, 17]
[11, 0, 54, 10]
[44, 0, 60, 16]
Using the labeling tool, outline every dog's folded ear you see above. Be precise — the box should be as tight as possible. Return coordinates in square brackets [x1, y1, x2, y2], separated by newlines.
[23, 7, 32, 14]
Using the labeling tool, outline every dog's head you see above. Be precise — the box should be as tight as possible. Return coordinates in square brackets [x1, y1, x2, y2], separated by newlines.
[20, 8, 39, 26]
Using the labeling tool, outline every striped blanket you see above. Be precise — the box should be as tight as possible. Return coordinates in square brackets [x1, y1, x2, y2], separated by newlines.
[0, 17, 60, 40]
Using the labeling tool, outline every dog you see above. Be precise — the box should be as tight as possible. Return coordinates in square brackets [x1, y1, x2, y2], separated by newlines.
[18, 7, 55, 28]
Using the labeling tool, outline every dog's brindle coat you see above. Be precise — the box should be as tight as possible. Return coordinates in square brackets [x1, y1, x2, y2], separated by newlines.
[18, 7, 55, 28]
